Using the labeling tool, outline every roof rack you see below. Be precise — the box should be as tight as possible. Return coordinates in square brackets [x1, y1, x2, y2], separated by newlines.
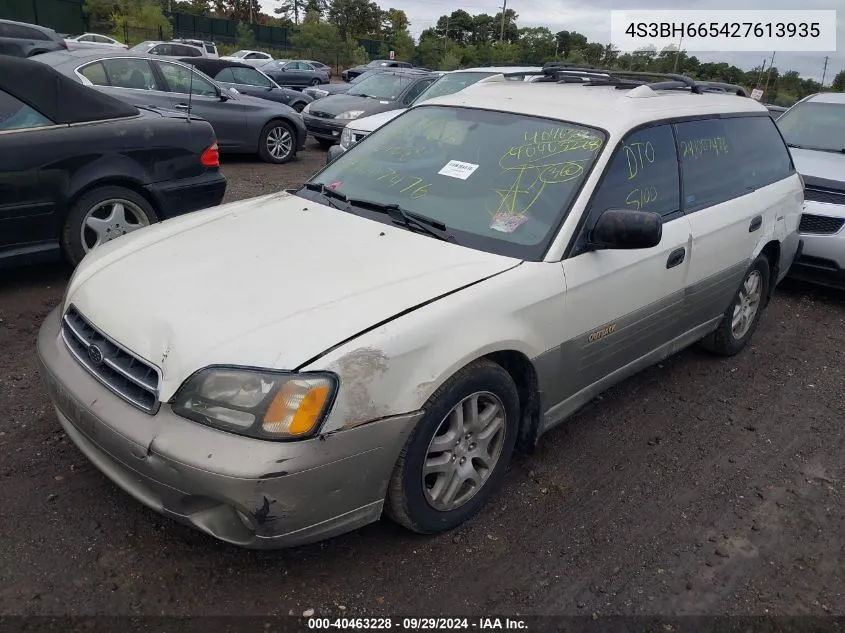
[542, 66, 748, 96]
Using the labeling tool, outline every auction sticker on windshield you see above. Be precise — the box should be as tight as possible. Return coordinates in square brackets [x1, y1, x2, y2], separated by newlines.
[438, 160, 479, 180]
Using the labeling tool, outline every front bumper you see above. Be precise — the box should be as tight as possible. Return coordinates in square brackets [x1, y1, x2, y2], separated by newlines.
[145, 171, 227, 220]
[302, 113, 347, 142]
[787, 201, 845, 289]
[326, 143, 346, 164]
[36, 307, 421, 549]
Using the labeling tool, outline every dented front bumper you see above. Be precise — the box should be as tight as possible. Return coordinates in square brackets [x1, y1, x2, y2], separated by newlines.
[36, 307, 421, 549]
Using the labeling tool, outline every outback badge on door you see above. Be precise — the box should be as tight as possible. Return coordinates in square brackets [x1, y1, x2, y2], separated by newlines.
[588, 323, 616, 343]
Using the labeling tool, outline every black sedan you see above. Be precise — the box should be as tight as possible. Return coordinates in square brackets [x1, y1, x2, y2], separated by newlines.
[340, 59, 413, 82]
[257, 59, 330, 88]
[0, 55, 226, 268]
[302, 68, 394, 100]
[177, 57, 313, 112]
[302, 69, 438, 147]
[34, 49, 307, 164]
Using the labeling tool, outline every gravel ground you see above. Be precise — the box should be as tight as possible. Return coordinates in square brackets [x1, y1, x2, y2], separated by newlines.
[1, 142, 843, 618]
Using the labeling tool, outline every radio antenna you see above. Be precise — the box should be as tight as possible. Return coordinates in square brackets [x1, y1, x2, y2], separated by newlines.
[186, 60, 193, 124]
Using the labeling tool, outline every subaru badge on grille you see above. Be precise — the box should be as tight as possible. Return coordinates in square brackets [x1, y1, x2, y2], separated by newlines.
[87, 344, 104, 366]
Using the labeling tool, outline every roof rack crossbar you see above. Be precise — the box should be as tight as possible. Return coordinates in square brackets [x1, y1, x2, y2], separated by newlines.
[543, 68, 749, 97]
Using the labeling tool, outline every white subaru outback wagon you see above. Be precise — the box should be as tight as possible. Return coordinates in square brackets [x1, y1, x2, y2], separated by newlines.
[37, 69, 803, 549]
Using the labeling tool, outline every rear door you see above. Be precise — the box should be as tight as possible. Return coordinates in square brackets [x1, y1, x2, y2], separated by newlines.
[557, 123, 693, 403]
[154, 59, 246, 149]
[401, 76, 437, 107]
[674, 115, 794, 330]
[0, 88, 62, 259]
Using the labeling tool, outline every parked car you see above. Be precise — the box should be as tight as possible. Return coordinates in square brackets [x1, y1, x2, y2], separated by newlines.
[220, 49, 273, 66]
[341, 58, 413, 82]
[327, 66, 543, 163]
[174, 38, 218, 58]
[0, 18, 67, 57]
[764, 104, 787, 118]
[177, 57, 313, 112]
[303, 67, 393, 100]
[64, 32, 128, 49]
[35, 49, 307, 164]
[0, 55, 225, 268]
[775, 92, 845, 289]
[130, 40, 205, 58]
[258, 59, 330, 88]
[302, 59, 332, 80]
[302, 69, 438, 147]
[36, 69, 803, 549]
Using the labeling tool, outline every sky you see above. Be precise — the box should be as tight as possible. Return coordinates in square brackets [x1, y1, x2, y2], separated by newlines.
[261, 0, 844, 83]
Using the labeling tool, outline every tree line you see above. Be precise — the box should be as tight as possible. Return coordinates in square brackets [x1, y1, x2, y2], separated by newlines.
[83, 0, 845, 104]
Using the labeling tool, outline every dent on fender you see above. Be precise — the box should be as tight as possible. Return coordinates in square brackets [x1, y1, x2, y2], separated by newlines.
[325, 346, 393, 428]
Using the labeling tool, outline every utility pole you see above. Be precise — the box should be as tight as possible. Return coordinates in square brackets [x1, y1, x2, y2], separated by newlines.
[444, 15, 449, 57]
[821, 55, 829, 87]
[672, 34, 682, 73]
[499, 0, 507, 42]
[762, 51, 775, 93]
[755, 58, 767, 88]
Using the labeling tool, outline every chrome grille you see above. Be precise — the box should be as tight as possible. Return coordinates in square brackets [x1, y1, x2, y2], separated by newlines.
[61, 305, 160, 413]
[805, 187, 845, 206]
[799, 213, 845, 235]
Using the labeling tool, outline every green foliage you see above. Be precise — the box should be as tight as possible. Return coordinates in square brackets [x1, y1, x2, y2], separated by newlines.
[291, 14, 340, 57]
[108, 0, 171, 38]
[327, 0, 382, 39]
[439, 50, 461, 71]
[345, 39, 370, 66]
[832, 70, 845, 91]
[235, 20, 254, 47]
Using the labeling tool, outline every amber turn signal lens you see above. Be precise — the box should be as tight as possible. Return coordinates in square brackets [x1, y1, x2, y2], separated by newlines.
[262, 380, 331, 437]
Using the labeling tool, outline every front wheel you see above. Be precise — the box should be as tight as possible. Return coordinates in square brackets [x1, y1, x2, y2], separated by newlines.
[309, 78, 321, 86]
[258, 120, 296, 164]
[699, 254, 771, 356]
[385, 359, 520, 534]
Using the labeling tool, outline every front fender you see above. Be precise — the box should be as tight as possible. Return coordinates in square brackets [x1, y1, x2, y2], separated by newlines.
[300, 262, 566, 434]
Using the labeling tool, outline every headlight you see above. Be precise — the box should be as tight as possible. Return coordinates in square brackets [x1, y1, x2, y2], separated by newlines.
[340, 126, 354, 149]
[336, 110, 364, 120]
[311, 89, 328, 98]
[171, 367, 337, 441]
[302, 102, 312, 114]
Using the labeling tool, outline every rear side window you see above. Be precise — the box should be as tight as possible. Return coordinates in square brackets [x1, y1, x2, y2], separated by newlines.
[675, 118, 747, 211]
[101, 58, 159, 90]
[2, 23, 50, 40]
[724, 116, 792, 189]
[215, 67, 236, 82]
[204, 43, 215, 53]
[0, 89, 53, 130]
[79, 61, 108, 86]
[675, 116, 792, 212]
[586, 124, 681, 218]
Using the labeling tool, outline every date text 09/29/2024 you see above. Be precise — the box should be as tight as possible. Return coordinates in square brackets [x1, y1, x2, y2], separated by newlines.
[306, 617, 528, 630]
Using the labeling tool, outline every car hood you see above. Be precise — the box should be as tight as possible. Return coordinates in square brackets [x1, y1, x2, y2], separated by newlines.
[313, 83, 352, 95]
[65, 192, 521, 400]
[348, 108, 406, 133]
[789, 147, 845, 185]
[309, 94, 396, 117]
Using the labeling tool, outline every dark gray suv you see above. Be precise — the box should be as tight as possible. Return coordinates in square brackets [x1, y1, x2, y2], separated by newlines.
[0, 19, 67, 57]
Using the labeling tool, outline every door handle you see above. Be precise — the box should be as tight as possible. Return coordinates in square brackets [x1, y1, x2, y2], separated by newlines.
[749, 215, 762, 232]
[666, 247, 686, 269]
[174, 103, 190, 110]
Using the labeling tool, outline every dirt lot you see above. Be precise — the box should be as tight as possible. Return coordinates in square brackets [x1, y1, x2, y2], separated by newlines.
[1, 142, 843, 618]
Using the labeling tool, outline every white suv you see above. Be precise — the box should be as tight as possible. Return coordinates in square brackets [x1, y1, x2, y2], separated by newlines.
[775, 92, 845, 289]
[37, 69, 803, 549]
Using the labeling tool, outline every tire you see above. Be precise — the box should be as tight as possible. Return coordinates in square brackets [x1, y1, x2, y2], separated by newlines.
[316, 138, 335, 149]
[699, 254, 771, 356]
[62, 185, 158, 267]
[258, 119, 296, 164]
[309, 78, 321, 86]
[385, 359, 520, 534]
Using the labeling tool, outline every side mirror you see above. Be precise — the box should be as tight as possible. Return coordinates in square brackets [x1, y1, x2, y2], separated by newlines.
[588, 208, 663, 250]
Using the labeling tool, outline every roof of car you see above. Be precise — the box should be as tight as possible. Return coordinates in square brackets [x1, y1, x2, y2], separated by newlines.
[804, 92, 845, 104]
[176, 57, 255, 74]
[0, 54, 138, 123]
[418, 80, 769, 135]
[456, 66, 542, 74]
[0, 17, 56, 33]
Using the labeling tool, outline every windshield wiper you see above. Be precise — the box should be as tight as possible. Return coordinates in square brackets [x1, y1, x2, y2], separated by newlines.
[300, 182, 350, 211]
[787, 143, 845, 154]
[346, 198, 456, 242]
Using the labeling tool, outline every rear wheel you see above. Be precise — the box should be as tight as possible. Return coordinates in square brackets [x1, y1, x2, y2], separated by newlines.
[699, 254, 771, 356]
[258, 120, 296, 164]
[62, 185, 157, 266]
[385, 359, 520, 534]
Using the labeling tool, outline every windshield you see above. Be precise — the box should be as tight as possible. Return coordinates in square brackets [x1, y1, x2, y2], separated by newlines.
[776, 101, 845, 153]
[348, 73, 415, 100]
[351, 69, 384, 84]
[131, 42, 156, 53]
[305, 105, 607, 259]
[412, 71, 497, 105]
[229, 51, 249, 58]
